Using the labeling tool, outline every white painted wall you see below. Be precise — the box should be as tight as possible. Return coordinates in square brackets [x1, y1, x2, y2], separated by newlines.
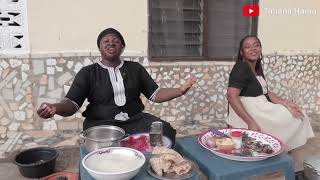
[27, 0, 320, 55]
[259, 0, 320, 53]
[27, 0, 148, 55]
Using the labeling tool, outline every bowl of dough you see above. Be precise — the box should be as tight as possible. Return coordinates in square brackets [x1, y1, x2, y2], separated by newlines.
[82, 147, 145, 180]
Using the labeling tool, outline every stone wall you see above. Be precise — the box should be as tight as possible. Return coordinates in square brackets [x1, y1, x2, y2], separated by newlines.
[0, 53, 319, 158]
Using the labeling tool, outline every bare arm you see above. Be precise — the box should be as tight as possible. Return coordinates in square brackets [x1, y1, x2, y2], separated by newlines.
[154, 78, 196, 103]
[37, 99, 78, 119]
[268, 91, 304, 119]
[226, 87, 261, 132]
[267, 91, 288, 105]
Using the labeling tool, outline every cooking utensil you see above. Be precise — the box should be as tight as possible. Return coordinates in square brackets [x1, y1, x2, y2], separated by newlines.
[14, 147, 59, 178]
[80, 125, 127, 152]
[211, 128, 231, 138]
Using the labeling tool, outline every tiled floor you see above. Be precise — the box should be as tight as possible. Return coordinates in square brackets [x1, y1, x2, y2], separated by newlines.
[2, 133, 319, 180]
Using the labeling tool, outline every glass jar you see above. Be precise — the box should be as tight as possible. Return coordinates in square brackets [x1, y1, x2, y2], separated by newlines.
[149, 121, 163, 147]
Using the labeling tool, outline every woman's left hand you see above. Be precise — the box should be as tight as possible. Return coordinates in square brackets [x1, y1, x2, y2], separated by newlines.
[284, 100, 304, 119]
[179, 77, 197, 95]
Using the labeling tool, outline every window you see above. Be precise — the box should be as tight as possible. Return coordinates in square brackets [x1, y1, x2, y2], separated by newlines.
[0, 0, 29, 54]
[149, 0, 258, 60]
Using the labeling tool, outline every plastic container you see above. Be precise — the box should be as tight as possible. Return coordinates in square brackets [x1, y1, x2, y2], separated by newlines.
[231, 131, 243, 149]
[304, 156, 320, 180]
[14, 147, 59, 178]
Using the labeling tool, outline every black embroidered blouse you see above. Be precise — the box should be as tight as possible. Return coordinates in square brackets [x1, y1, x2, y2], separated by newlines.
[65, 61, 159, 121]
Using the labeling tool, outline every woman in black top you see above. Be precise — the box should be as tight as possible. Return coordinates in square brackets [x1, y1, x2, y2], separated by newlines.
[37, 28, 196, 144]
[226, 36, 314, 151]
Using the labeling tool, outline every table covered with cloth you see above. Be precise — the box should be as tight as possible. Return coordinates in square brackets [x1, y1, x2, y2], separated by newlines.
[175, 136, 295, 180]
[79, 145, 200, 180]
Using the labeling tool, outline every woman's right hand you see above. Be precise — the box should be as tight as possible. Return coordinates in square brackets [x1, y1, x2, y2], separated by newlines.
[37, 103, 56, 119]
[248, 122, 261, 132]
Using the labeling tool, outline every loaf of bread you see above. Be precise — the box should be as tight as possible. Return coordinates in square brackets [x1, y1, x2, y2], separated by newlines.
[150, 147, 192, 176]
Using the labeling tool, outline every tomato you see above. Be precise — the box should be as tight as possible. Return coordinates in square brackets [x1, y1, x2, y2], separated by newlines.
[123, 135, 151, 152]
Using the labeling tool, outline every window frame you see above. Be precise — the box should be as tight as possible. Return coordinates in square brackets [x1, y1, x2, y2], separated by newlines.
[0, 0, 30, 54]
[148, 0, 259, 62]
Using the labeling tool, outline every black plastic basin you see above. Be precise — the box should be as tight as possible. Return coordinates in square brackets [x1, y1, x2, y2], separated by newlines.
[14, 147, 59, 178]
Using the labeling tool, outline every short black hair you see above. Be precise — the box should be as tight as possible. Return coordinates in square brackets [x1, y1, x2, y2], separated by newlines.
[97, 28, 125, 48]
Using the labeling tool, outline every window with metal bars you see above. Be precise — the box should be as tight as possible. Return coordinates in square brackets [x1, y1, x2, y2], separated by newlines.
[149, 0, 259, 61]
[0, 0, 29, 54]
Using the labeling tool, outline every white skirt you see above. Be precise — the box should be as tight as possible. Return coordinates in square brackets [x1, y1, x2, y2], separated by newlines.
[226, 95, 314, 151]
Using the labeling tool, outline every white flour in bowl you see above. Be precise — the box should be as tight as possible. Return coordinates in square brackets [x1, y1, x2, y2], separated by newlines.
[85, 153, 142, 173]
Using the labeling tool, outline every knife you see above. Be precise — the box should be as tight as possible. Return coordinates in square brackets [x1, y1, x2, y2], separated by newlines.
[211, 129, 231, 138]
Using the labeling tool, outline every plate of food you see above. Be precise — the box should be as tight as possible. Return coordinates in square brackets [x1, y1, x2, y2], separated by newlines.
[147, 147, 199, 180]
[147, 158, 199, 180]
[198, 128, 285, 161]
[121, 133, 172, 153]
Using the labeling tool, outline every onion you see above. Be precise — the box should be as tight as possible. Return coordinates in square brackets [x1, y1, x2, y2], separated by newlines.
[206, 137, 216, 148]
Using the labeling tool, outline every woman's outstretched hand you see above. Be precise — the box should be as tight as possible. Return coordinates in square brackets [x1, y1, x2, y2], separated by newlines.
[179, 77, 197, 95]
[37, 103, 56, 119]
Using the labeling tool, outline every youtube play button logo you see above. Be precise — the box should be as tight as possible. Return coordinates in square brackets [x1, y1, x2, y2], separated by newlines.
[243, 5, 259, 17]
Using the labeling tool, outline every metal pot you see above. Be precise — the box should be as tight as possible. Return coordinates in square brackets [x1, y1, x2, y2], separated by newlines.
[80, 125, 127, 152]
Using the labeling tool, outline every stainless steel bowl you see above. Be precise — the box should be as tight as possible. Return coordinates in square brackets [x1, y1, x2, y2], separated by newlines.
[80, 125, 126, 152]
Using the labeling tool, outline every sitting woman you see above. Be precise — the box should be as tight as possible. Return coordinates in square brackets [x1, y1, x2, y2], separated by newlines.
[226, 36, 314, 151]
[37, 28, 196, 144]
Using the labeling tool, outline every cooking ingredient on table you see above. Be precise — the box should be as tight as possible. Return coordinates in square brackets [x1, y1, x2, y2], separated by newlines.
[122, 134, 151, 152]
[206, 136, 217, 148]
[149, 121, 163, 147]
[231, 131, 243, 149]
[239, 132, 274, 156]
[216, 138, 236, 150]
[206, 131, 274, 156]
[82, 147, 145, 180]
[122, 133, 173, 153]
[149, 147, 192, 177]
[200, 129, 283, 161]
